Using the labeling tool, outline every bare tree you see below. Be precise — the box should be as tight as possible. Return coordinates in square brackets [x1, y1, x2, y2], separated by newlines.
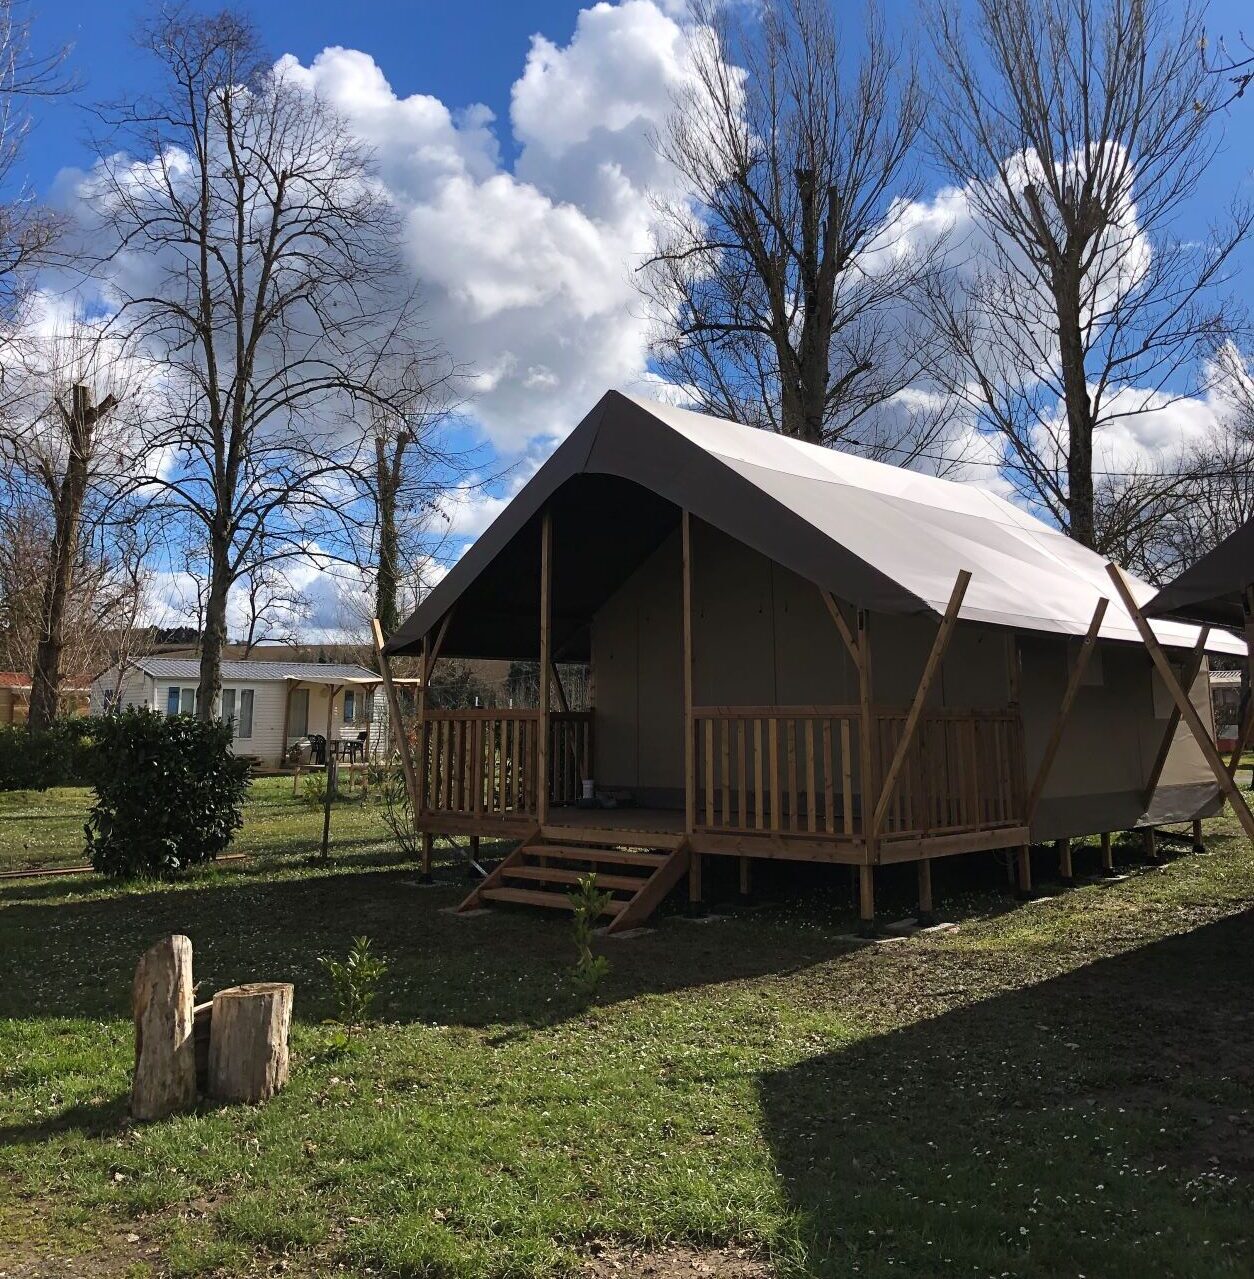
[0, 0, 69, 338]
[0, 323, 146, 729]
[349, 350, 471, 641]
[83, 7, 414, 718]
[926, 0, 1251, 549]
[641, 0, 949, 460]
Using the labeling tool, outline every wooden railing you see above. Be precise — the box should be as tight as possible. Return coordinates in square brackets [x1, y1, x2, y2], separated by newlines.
[420, 709, 593, 818]
[692, 704, 1024, 840]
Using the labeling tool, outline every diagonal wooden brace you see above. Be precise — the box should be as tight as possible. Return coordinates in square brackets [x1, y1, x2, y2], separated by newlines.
[872, 570, 971, 839]
[1107, 563, 1254, 845]
[1024, 595, 1109, 825]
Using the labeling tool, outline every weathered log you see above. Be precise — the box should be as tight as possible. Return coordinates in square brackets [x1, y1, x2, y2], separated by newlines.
[131, 935, 197, 1121]
[207, 982, 294, 1103]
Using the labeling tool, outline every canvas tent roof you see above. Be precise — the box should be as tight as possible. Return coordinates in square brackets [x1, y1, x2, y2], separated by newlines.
[387, 391, 1243, 661]
[1144, 517, 1254, 629]
[131, 658, 380, 684]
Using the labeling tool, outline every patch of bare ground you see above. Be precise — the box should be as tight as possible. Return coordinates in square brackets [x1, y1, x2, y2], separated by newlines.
[582, 1244, 774, 1278]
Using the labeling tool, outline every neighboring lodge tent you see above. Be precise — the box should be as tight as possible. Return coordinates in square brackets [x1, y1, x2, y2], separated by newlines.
[1147, 516, 1254, 775]
[381, 391, 1247, 933]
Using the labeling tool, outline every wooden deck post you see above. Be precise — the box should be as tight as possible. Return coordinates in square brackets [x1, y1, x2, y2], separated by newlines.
[1057, 836, 1073, 886]
[1100, 831, 1114, 876]
[1142, 826, 1157, 859]
[537, 509, 553, 827]
[1107, 562, 1254, 845]
[371, 618, 426, 873]
[738, 856, 751, 901]
[916, 857, 935, 927]
[1024, 597, 1109, 826]
[681, 511, 703, 913]
[857, 863, 875, 934]
[1192, 817, 1205, 853]
[1015, 845, 1032, 899]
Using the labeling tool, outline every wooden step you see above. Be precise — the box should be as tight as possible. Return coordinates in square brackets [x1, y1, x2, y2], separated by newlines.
[540, 823, 685, 851]
[479, 886, 625, 915]
[523, 843, 667, 868]
[504, 864, 645, 892]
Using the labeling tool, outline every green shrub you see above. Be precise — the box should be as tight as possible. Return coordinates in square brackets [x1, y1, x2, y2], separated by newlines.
[85, 708, 250, 878]
[569, 873, 611, 1002]
[0, 718, 98, 791]
[319, 935, 388, 1028]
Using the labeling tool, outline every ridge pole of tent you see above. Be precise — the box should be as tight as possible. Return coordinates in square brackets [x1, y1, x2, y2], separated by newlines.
[537, 509, 553, 828]
[372, 618, 426, 874]
[1024, 597, 1109, 825]
[1106, 563, 1254, 845]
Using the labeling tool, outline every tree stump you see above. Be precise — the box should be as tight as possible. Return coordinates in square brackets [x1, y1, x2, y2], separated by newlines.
[207, 982, 294, 1103]
[131, 935, 197, 1121]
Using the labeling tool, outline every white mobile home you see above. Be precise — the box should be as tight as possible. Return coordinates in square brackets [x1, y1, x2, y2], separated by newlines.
[90, 658, 382, 766]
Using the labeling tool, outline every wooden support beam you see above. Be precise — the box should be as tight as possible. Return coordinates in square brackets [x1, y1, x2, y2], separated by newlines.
[1106, 562, 1254, 845]
[872, 571, 972, 838]
[372, 619, 425, 870]
[682, 510, 695, 837]
[1024, 597, 1109, 825]
[1100, 831, 1114, 876]
[738, 855, 751, 899]
[916, 857, 934, 926]
[1192, 817, 1205, 853]
[537, 510, 553, 826]
[423, 610, 453, 685]
[1057, 836, 1073, 886]
[1015, 844, 1032, 899]
[857, 863, 875, 935]
[856, 609, 877, 862]
[1142, 826, 1157, 859]
[818, 589, 862, 668]
[1142, 627, 1210, 806]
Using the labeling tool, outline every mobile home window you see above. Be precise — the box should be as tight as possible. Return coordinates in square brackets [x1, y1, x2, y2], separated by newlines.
[166, 686, 196, 716]
[343, 690, 356, 723]
[237, 689, 253, 739]
[221, 688, 236, 725]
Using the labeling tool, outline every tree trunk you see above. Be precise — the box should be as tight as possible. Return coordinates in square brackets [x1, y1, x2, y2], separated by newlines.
[1056, 280, 1097, 549]
[197, 534, 232, 720]
[131, 934, 198, 1121]
[375, 437, 400, 643]
[207, 982, 294, 1103]
[27, 387, 94, 733]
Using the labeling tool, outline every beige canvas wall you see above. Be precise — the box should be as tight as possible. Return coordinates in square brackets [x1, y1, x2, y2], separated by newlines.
[590, 521, 1011, 802]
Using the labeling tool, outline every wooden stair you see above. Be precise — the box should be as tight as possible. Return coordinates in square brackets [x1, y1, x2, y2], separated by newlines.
[457, 832, 690, 933]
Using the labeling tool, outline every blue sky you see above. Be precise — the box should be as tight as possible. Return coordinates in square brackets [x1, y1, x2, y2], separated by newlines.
[18, 0, 1254, 633]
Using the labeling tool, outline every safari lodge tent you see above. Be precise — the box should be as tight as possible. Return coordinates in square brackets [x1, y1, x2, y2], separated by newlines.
[382, 391, 1243, 933]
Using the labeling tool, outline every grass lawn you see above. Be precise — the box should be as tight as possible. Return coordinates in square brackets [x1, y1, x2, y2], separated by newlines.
[1, 780, 1252, 1277]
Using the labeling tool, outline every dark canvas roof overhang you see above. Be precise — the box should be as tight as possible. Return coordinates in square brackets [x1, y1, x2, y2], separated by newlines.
[387, 391, 1243, 661]
[1144, 518, 1254, 628]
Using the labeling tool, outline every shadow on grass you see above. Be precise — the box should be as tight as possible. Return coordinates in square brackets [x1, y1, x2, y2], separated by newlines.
[0, 1093, 129, 1146]
[759, 907, 1254, 1277]
[0, 858, 871, 1031]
